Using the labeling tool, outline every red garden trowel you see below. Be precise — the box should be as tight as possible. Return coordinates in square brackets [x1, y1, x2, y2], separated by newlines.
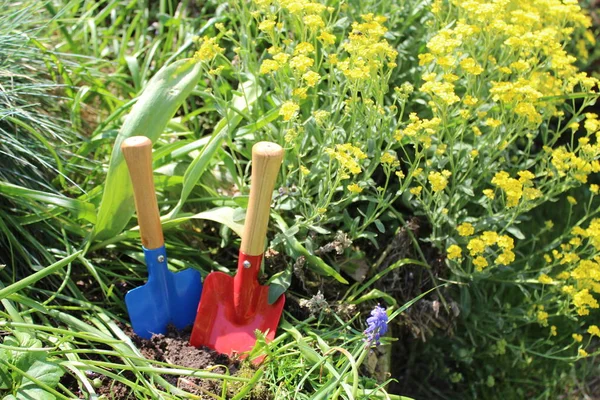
[122, 136, 202, 339]
[189, 142, 285, 359]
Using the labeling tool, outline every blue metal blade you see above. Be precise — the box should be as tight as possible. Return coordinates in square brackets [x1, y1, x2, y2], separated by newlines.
[125, 246, 203, 339]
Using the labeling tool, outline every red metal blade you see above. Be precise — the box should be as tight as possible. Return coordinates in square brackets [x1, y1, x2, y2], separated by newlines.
[189, 253, 285, 360]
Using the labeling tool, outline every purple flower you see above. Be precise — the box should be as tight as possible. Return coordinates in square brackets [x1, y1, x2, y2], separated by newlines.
[364, 305, 388, 345]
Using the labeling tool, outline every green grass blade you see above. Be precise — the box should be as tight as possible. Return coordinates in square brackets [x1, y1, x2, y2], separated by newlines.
[0, 251, 82, 300]
[0, 182, 96, 223]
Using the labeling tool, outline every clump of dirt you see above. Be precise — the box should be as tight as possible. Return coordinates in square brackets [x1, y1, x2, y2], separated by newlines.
[60, 325, 250, 400]
[128, 325, 240, 397]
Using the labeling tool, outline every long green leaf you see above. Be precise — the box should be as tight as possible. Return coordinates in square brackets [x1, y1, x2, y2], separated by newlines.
[162, 206, 245, 236]
[167, 76, 261, 218]
[0, 182, 95, 223]
[0, 251, 82, 300]
[94, 58, 204, 240]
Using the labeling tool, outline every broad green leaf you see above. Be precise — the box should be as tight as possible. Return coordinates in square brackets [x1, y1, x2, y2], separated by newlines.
[167, 76, 261, 218]
[16, 360, 63, 400]
[162, 206, 245, 236]
[0, 350, 11, 390]
[94, 58, 204, 240]
[0, 182, 95, 223]
[267, 267, 292, 305]
[4, 333, 44, 373]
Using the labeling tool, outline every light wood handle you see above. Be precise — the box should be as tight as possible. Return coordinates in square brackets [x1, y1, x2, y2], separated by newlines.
[240, 142, 284, 256]
[121, 136, 164, 250]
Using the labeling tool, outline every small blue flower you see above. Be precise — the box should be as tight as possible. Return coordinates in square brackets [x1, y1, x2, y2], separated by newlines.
[364, 305, 388, 345]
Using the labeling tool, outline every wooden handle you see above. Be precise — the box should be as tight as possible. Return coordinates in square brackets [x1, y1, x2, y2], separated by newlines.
[121, 136, 164, 250]
[240, 142, 284, 256]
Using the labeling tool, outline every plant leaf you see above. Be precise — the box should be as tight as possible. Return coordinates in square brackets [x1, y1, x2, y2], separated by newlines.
[16, 360, 63, 400]
[162, 206, 245, 236]
[0, 351, 12, 390]
[167, 76, 261, 219]
[267, 267, 292, 304]
[94, 58, 204, 240]
[0, 182, 95, 223]
[4, 333, 44, 373]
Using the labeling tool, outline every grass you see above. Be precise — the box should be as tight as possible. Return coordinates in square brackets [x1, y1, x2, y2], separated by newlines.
[1, 0, 412, 398]
[1, 0, 600, 399]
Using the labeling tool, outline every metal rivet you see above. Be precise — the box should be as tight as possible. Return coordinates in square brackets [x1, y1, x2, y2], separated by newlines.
[157, 255, 165, 263]
[243, 260, 251, 269]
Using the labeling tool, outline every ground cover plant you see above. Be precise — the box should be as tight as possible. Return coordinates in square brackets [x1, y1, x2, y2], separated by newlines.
[1, 0, 600, 398]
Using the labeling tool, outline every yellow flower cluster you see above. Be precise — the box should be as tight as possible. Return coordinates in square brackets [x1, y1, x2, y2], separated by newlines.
[193, 36, 225, 62]
[324, 143, 367, 180]
[336, 14, 398, 81]
[416, 0, 599, 140]
[549, 141, 600, 184]
[428, 170, 451, 192]
[490, 170, 541, 208]
[394, 113, 441, 148]
[279, 101, 299, 121]
[542, 218, 600, 317]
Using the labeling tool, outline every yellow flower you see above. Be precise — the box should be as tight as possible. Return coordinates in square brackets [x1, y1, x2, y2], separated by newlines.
[325, 143, 367, 179]
[193, 36, 224, 61]
[290, 55, 314, 72]
[447, 245, 462, 259]
[590, 184, 599, 195]
[318, 31, 336, 45]
[579, 349, 588, 357]
[467, 238, 485, 256]
[303, 14, 325, 30]
[347, 183, 363, 194]
[483, 189, 495, 199]
[495, 250, 515, 265]
[481, 231, 498, 246]
[260, 59, 280, 74]
[428, 170, 451, 192]
[279, 101, 299, 121]
[410, 186, 423, 196]
[463, 95, 478, 106]
[538, 274, 553, 284]
[418, 53, 435, 65]
[258, 19, 276, 32]
[460, 57, 483, 75]
[293, 87, 308, 99]
[312, 110, 330, 125]
[457, 222, 475, 236]
[272, 52, 290, 64]
[572, 333, 583, 342]
[473, 256, 488, 271]
[294, 42, 314, 55]
[567, 196, 577, 205]
[380, 152, 397, 165]
[484, 118, 502, 128]
[537, 310, 549, 326]
[588, 325, 600, 337]
[302, 71, 320, 87]
[300, 165, 310, 176]
[550, 326, 557, 336]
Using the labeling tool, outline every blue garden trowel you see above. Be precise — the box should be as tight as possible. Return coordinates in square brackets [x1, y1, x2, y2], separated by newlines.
[122, 136, 202, 339]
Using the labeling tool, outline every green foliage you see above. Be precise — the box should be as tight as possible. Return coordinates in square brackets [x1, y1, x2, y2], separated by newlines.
[2, 0, 600, 398]
[0, 333, 64, 400]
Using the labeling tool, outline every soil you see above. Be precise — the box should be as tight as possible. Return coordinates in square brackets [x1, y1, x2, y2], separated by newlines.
[60, 325, 255, 400]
